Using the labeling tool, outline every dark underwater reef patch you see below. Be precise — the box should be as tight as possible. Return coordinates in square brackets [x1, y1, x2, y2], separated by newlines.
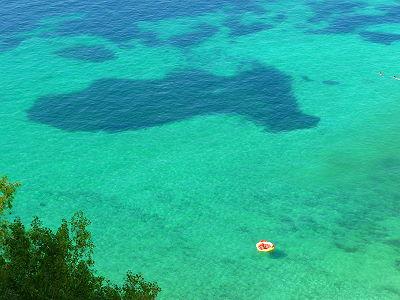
[0, 36, 23, 52]
[380, 157, 400, 173]
[56, 45, 115, 62]
[307, 1, 400, 45]
[224, 18, 274, 37]
[0, 0, 266, 52]
[359, 31, 400, 45]
[385, 239, 400, 249]
[273, 13, 287, 23]
[381, 286, 400, 298]
[119, 23, 219, 48]
[307, 0, 367, 24]
[140, 16, 274, 49]
[28, 65, 319, 133]
[395, 259, 400, 270]
[166, 24, 219, 48]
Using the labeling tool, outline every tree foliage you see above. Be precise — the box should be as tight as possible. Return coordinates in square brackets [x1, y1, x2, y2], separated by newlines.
[0, 178, 161, 299]
[0, 176, 20, 215]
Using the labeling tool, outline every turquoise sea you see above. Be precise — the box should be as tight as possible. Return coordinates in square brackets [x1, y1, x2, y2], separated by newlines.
[1, 0, 400, 298]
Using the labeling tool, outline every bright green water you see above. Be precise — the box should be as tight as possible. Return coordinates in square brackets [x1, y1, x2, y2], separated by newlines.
[1, 1, 400, 299]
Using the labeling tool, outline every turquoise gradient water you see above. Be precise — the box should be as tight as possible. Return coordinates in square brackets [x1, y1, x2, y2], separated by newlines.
[1, 0, 400, 298]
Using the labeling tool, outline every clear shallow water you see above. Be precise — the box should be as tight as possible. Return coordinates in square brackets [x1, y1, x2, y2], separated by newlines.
[1, 0, 400, 298]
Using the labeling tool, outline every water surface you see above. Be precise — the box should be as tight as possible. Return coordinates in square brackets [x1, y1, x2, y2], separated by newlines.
[1, 0, 400, 298]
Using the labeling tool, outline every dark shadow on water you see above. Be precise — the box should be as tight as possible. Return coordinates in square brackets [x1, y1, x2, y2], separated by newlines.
[334, 241, 359, 253]
[385, 239, 400, 249]
[380, 157, 400, 173]
[301, 75, 313, 82]
[269, 249, 287, 259]
[395, 259, 400, 271]
[27, 64, 319, 133]
[322, 80, 340, 86]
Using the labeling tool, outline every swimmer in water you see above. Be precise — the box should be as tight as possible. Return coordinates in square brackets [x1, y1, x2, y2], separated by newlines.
[379, 71, 384, 76]
[393, 75, 400, 80]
